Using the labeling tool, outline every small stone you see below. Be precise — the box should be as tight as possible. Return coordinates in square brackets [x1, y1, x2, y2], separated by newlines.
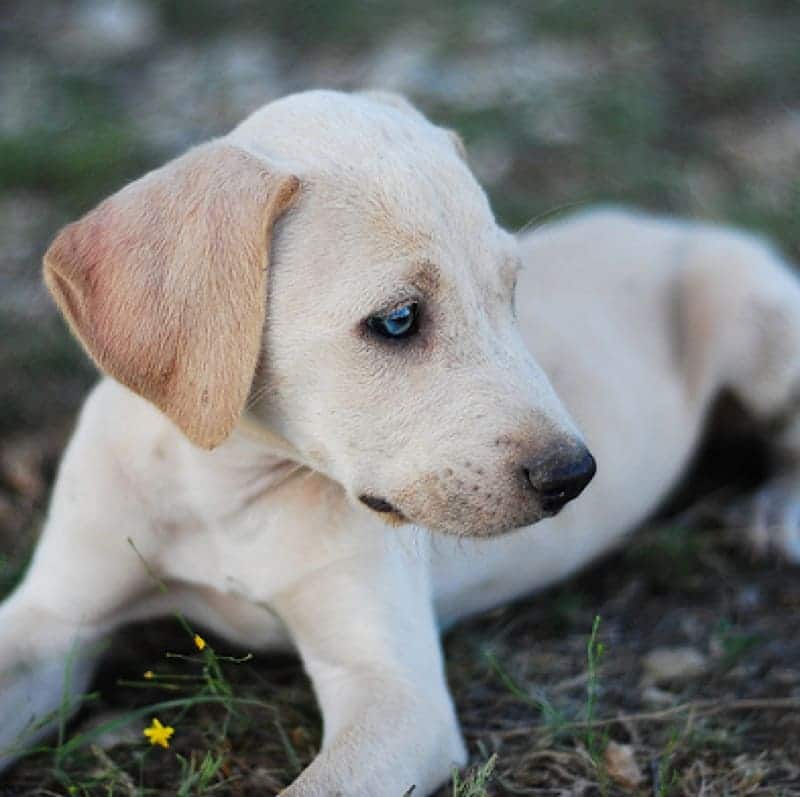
[604, 741, 644, 789]
[641, 646, 707, 685]
[641, 685, 677, 707]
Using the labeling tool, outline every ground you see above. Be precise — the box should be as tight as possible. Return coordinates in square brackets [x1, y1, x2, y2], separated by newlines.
[1, 1, 799, 794]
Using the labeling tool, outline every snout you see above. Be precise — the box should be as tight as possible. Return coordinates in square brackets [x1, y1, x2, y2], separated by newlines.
[523, 447, 596, 515]
[358, 437, 597, 535]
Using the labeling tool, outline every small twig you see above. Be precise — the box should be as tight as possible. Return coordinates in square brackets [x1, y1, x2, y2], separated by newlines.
[469, 697, 800, 738]
[91, 744, 137, 796]
[550, 671, 590, 695]
[21, 791, 65, 797]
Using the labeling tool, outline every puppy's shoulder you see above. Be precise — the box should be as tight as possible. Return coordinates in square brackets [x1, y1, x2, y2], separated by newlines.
[71, 378, 187, 473]
[516, 206, 694, 297]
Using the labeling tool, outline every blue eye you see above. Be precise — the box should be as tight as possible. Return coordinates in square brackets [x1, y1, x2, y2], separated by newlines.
[366, 303, 419, 339]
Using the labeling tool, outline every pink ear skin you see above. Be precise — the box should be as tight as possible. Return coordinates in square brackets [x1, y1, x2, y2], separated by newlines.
[44, 141, 301, 450]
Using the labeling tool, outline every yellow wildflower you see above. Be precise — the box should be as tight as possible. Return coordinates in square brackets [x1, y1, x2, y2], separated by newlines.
[143, 717, 174, 748]
[193, 634, 207, 651]
[143, 670, 155, 680]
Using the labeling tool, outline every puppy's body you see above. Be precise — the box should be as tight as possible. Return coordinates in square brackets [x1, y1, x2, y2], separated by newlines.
[2, 91, 799, 796]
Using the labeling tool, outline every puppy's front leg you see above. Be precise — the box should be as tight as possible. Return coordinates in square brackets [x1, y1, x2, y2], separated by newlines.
[272, 531, 465, 797]
[0, 383, 167, 770]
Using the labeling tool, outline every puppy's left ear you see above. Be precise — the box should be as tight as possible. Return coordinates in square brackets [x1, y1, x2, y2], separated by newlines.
[44, 141, 300, 449]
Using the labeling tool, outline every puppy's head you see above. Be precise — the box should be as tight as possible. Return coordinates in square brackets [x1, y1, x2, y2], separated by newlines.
[44, 90, 594, 537]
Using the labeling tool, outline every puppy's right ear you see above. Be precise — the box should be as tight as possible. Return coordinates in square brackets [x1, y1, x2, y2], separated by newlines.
[44, 141, 300, 449]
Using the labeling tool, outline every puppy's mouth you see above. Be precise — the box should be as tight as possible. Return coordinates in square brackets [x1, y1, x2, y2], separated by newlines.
[358, 491, 549, 536]
[358, 494, 409, 526]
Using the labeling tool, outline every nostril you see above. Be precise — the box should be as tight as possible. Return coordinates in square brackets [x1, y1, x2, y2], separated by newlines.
[524, 448, 596, 514]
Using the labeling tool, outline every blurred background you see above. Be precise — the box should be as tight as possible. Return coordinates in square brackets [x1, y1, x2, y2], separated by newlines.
[2, 0, 798, 443]
[1, 2, 799, 792]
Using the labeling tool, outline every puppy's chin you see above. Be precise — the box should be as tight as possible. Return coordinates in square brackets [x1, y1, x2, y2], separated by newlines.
[426, 513, 548, 538]
[358, 491, 548, 536]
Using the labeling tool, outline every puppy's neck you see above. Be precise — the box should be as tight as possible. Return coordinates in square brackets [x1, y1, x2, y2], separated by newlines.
[183, 414, 311, 517]
[236, 412, 308, 466]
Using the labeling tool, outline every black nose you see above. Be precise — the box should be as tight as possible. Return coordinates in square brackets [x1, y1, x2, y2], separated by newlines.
[524, 447, 596, 515]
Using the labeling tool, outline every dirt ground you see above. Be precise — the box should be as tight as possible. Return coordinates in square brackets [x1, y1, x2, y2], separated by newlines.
[1, 1, 799, 794]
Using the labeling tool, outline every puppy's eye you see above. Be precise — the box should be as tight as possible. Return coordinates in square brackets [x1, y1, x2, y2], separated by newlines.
[366, 303, 419, 339]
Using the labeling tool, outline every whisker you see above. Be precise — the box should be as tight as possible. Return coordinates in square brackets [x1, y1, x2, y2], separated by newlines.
[246, 383, 270, 411]
[515, 199, 591, 237]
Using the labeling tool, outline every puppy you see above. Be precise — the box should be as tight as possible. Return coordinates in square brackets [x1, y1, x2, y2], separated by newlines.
[2, 90, 799, 796]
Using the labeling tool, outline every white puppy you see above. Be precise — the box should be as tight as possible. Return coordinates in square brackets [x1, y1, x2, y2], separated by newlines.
[2, 90, 799, 795]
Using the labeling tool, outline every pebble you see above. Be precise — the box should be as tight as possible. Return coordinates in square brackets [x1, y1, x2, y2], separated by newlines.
[604, 741, 644, 789]
[641, 646, 707, 685]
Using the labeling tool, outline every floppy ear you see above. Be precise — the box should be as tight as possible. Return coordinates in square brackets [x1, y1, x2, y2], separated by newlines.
[44, 141, 300, 449]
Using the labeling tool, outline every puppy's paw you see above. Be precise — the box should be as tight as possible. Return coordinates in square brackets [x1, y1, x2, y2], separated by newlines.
[726, 479, 800, 564]
[0, 653, 96, 773]
[277, 702, 467, 797]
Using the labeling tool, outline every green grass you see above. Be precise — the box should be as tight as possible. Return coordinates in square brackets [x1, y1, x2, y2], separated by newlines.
[4, 542, 501, 794]
[584, 615, 606, 766]
[5, 615, 499, 795]
[711, 620, 762, 674]
[654, 732, 681, 797]
[487, 616, 614, 784]
[0, 123, 152, 213]
[4, 611, 271, 794]
[451, 753, 497, 797]
[480, 609, 789, 795]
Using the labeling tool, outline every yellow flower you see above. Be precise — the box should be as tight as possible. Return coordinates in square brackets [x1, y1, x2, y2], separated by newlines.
[143, 670, 155, 680]
[143, 717, 174, 748]
[193, 634, 206, 651]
